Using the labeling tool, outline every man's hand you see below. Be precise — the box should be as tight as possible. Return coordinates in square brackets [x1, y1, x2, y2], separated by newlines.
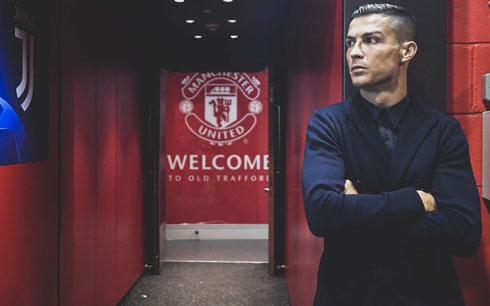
[344, 179, 358, 195]
[417, 190, 437, 212]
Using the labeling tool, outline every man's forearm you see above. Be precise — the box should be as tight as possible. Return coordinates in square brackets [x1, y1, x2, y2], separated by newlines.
[344, 179, 436, 212]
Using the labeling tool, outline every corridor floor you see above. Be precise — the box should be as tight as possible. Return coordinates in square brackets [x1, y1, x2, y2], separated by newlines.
[119, 262, 291, 306]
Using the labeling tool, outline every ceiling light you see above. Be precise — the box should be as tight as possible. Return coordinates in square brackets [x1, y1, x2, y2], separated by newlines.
[185, 19, 195, 24]
[194, 35, 203, 39]
[223, 0, 234, 2]
[227, 19, 237, 23]
[230, 35, 238, 39]
[174, 0, 184, 3]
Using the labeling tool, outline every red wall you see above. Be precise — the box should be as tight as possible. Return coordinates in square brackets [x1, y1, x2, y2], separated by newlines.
[0, 0, 59, 304]
[283, 1, 343, 305]
[59, 1, 148, 305]
[283, 1, 490, 305]
[448, 0, 490, 304]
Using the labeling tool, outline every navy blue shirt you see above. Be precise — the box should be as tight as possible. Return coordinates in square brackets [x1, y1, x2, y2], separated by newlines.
[360, 95, 410, 153]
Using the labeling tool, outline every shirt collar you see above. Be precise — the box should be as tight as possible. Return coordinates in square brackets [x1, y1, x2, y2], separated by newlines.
[359, 93, 410, 128]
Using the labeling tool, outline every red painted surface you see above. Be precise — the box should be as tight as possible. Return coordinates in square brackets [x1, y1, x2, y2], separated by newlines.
[59, 2, 146, 305]
[453, 114, 483, 186]
[448, 0, 490, 304]
[448, 0, 490, 43]
[61, 65, 98, 305]
[447, 43, 490, 114]
[283, 1, 343, 305]
[473, 44, 490, 112]
[0, 2, 59, 303]
[95, 68, 118, 305]
[447, 45, 475, 113]
[165, 72, 269, 224]
[116, 70, 145, 297]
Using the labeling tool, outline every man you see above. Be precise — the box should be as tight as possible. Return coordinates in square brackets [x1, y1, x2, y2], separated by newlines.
[301, 3, 481, 306]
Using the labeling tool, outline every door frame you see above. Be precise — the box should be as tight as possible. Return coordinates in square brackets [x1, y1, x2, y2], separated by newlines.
[268, 68, 286, 276]
[143, 68, 163, 275]
[268, 77, 276, 276]
[149, 69, 282, 274]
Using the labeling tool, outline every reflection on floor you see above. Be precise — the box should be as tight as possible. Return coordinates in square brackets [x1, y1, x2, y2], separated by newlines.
[162, 239, 268, 263]
[120, 262, 290, 306]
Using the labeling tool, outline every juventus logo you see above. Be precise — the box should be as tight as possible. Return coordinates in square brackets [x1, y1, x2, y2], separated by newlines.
[14, 27, 34, 111]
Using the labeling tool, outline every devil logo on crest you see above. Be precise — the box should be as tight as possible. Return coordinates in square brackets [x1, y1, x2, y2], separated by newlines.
[209, 97, 232, 128]
[204, 84, 237, 129]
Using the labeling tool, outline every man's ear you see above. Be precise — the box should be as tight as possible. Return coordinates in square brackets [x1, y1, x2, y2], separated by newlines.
[400, 41, 418, 64]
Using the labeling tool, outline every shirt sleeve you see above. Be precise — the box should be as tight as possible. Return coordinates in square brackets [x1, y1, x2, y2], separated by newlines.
[397, 119, 482, 257]
[301, 109, 425, 237]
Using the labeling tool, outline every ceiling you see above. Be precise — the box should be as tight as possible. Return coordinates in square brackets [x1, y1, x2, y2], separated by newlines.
[158, 0, 289, 72]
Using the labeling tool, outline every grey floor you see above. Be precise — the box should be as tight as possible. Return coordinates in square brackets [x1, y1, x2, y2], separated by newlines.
[119, 240, 290, 305]
[162, 239, 268, 263]
[120, 262, 291, 306]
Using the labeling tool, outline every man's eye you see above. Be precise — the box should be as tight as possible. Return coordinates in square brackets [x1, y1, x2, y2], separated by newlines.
[365, 37, 378, 44]
[346, 40, 355, 48]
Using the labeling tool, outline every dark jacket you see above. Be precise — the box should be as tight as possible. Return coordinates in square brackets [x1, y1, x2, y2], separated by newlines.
[301, 93, 482, 306]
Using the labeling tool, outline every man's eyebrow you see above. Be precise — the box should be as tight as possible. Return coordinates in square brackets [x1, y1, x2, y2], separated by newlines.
[346, 31, 384, 40]
[362, 31, 384, 37]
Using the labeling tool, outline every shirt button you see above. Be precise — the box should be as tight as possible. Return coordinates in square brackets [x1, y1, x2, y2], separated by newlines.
[377, 265, 383, 272]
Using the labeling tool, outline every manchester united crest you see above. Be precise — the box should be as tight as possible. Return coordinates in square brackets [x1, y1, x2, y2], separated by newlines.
[179, 72, 263, 146]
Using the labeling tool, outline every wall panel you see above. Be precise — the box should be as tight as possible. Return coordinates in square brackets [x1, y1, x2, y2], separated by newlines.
[59, 1, 149, 305]
[60, 62, 98, 305]
[95, 68, 118, 306]
[282, 0, 343, 305]
[72, 66, 98, 305]
[115, 69, 143, 296]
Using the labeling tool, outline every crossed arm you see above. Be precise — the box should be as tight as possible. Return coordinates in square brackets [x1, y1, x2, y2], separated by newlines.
[302, 110, 481, 257]
[344, 179, 437, 212]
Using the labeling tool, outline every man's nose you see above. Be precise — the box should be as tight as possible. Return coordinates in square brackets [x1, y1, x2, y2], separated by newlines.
[350, 41, 363, 59]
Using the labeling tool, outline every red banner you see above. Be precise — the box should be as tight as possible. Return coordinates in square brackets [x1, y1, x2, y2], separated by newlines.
[165, 71, 269, 224]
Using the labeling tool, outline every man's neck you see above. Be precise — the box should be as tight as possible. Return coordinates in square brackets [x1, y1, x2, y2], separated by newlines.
[360, 88, 407, 109]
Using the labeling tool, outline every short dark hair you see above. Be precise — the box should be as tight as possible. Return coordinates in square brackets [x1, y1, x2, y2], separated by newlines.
[351, 3, 416, 42]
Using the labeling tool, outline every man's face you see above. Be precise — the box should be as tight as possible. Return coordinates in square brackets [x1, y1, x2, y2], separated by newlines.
[346, 14, 404, 91]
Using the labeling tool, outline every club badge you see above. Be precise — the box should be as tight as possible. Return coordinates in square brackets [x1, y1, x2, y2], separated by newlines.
[179, 73, 263, 146]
